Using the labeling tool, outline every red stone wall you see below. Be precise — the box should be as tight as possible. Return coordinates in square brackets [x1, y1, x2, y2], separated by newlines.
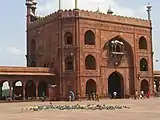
[27, 20, 59, 67]
[27, 10, 153, 99]
[78, 18, 153, 97]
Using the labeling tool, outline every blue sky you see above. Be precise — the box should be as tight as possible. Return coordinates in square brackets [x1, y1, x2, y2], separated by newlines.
[0, 0, 160, 69]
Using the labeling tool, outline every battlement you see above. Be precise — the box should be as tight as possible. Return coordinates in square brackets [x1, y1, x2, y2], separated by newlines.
[0, 66, 52, 73]
[28, 9, 150, 30]
[28, 9, 78, 29]
[0, 66, 55, 76]
[79, 10, 150, 27]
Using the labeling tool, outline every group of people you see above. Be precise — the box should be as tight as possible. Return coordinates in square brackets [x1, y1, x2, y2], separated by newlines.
[86, 93, 100, 101]
[67, 90, 151, 101]
[134, 90, 150, 99]
[108, 92, 118, 99]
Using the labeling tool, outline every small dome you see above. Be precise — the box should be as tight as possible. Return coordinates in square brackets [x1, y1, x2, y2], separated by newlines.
[25, 1, 32, 6]
[32, 0, 37, 5]
[31, 4, 36, 8]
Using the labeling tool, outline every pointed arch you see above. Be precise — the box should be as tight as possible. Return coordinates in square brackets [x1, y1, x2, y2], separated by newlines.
[25, 80, 36, 98]
[13, 80, 23, 100]
[140, 58, 148, 71]
[65, 56, 74, 70]
[38, 81, 48, 97]
[103, 35, 135, 95]
[141, 79, 149, 94]
[139, 36, 147, 49]
[115, 44, 121, 52]
[64, 32, 73, 45]
[86, 79, 97, 94]
[2, 81, 10, 97]
[84, 30, 95, 45]
[108, 71, 124, 98]
[85, 55, 96, 70]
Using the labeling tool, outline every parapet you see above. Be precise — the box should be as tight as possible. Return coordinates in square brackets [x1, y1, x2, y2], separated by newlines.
[27, 9, 150, 30]
[0, 66, 53, 73]
[79, 10, 150, 27]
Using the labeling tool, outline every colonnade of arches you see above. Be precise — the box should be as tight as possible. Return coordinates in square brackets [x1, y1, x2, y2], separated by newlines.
[64, 55, 148, 72]
[64, 56, 149, 72]
[62, 30, 149, 72]
[64, 30, 148, 49]
[30, 30, 149, 71]
[0, 80, 49, 100]
[154, 79, 160, 92]
[64, 54, 148, 72]
[85, 72, 150, 98]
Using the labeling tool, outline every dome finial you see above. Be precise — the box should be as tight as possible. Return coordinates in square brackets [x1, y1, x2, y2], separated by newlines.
[96, 7, 100, 12]
[107, 6, 113, 15]
[146, 2, 152, 20]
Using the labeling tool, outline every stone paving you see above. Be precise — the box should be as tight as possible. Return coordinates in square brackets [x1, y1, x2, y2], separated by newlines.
[0, 98, 160, 120]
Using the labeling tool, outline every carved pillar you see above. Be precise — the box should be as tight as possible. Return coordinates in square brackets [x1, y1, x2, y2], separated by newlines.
[81, 83, 84, 97]
[97, 79, 100, 95]
[36, 81, 39, 100]
[0, 83, 2, 97]
[23, 81, 26, 100]
[106, 78, 108, 97]
[9, 81, 13, 100]
[158, 81, 160, 92]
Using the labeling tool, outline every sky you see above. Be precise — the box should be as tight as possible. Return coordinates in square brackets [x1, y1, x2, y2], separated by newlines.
[0, 0, 160, 69]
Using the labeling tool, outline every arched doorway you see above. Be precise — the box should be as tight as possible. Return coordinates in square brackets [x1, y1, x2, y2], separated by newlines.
[103, 35, 135, 95]
[141, 79, 149, 94]
[84, 30, 95, 45]
[86, 79, 97, 95]
[13, 81, 23, 100]
[139, 36, 147, 49]
[64, 32, 73, 45]
[85, 55, 96, 70]
[154, 80, 159, 92]
[25, 80, 36, 99]
[1, 81, 10, 100]
[140, 58, 148, 71]
[108, 72, 124, 98]
[65, 56, 74, 71]
[38, 81, 48, 97]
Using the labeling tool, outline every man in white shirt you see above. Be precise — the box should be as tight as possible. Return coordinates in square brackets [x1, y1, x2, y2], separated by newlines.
[113, 92, 117, 99]
[141, 90, 144, 99]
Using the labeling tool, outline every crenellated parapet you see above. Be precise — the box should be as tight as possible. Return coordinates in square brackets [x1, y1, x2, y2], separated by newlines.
[27, 9, 150, 30]
[27, 12, 58, 30]
[79, 10, 150, 27]
[0, 66, 52, 73]
[28, 9, 79, 30]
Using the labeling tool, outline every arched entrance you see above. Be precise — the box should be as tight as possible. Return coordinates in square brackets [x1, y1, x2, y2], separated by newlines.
[154, 80, 159, 92]
[103, 36, 135, 95]
[25, 80, 36, 99]
[1, 81, 10, 100]
[108, 72, 124, 98]
[141, 79, 149, 94]
[13, 81, 23, 100]
[38, 81, 48, 97]
[86, 79, 97, 94]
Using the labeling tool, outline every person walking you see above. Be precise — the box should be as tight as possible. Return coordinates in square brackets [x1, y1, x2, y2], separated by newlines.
[141, 90, 145, 99]
[135, 90, 138, 100]
[96, 94, 99, 101]
[113, 91, 117, 99]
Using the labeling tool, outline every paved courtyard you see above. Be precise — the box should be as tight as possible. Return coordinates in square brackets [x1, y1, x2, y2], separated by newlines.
[0, 98, 160, 120]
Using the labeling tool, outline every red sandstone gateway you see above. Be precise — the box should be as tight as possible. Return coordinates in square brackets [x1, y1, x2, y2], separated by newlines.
[0, 0, 156, 101]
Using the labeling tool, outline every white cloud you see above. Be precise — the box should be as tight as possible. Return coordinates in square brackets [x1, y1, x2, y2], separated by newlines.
[36, 0, 148, 19]
[6, 47, 23, 55]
